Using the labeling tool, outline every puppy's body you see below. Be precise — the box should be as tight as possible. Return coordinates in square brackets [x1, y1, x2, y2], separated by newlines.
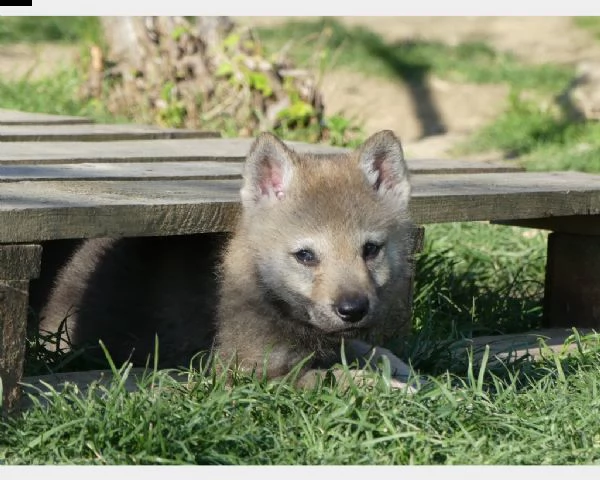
[40, 234, 226, 366]
[40, 131, 416, 385]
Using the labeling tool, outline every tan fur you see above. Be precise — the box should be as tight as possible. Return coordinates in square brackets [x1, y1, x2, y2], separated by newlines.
[40, 130, 416, 388]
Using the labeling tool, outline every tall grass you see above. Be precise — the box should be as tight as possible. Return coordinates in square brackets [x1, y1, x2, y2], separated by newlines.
[3, 333, 600, 465]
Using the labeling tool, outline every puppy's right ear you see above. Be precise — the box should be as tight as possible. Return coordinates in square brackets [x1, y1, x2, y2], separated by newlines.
[240, 132, 296, 208]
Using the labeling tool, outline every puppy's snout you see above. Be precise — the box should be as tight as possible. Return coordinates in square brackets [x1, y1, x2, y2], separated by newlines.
[334, 294, 370, 323]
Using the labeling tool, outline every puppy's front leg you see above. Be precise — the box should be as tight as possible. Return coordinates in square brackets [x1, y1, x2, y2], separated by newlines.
[343, 338, 423, 391]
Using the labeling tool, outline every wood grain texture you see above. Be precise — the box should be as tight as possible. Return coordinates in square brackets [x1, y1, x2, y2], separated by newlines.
[453, 328, 594, 364]
[0, 161, 245, 182]
[0, 159, 522, 182]
[0, 244, 42, 279]
[0, 109, 93, 126]
[0, 172, 600, 242]
[0, 138, 521, 175]
[0, 244, 42, 412]
[0, 138, 346, 164]
[544, 233, 600, 328]
[410, 171, 600, 223]
[493, 215, 600, 235]
[0, 124, 220, 142]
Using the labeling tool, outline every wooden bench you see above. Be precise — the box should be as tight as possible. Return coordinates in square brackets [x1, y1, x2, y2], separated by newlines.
[2, 108, 600, 410]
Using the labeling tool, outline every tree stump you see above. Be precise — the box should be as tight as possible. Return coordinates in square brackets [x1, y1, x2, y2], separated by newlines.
[83, 16, 325, 137]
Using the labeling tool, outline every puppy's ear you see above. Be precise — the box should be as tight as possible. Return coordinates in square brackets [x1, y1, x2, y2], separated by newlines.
[357, 130, 411, 206]
[241, 132, 296, 208]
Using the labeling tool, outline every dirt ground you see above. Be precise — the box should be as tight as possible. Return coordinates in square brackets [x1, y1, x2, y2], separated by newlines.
[237, 17, 600, 158]
[2, 17, 599, 158]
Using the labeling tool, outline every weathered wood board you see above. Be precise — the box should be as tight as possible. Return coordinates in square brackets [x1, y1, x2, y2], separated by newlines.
[544, 233, 600, 328]
[454, 328, 596, 364]
[0, 139, 522, 175]
[0, 244, 42, 412]
[0, 109, 93, 126]
[0, 138, 344, 163]
[0, 159, 523, 182]
[0, 161, 245, 182]
[494, 215, 600, 235]
[1, 171, 600, 243]
[0, 124, 220, 142]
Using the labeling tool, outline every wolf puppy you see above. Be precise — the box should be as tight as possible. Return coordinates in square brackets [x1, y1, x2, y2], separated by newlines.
[40, 130, 416, 387]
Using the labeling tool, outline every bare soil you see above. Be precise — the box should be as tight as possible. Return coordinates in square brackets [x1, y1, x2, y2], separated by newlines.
[237, 17, 600, 157]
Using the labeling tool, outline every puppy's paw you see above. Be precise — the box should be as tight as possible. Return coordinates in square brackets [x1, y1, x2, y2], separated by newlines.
[389, 377, 418, 393]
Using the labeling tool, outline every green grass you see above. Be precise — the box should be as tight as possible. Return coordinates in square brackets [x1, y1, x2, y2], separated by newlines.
[417, 223, 546, 325]
[574, 17, 600, 40]
[523, 128, 600, 172]
[400, 223, 546, 375]
[8, 221, 570, 466]
[459, 92, 600, 172]
[256, 18, 573, 93]
[0, 16, 102, 44]
[0, 69, 127, 124]
[3, 331, 600, 465]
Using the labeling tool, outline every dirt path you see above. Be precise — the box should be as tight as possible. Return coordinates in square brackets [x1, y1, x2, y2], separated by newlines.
[2, 17, 598, 159]
[239, 16, 600, 65]
[236, 17, 600, 157]
[0, 43, 79, 81]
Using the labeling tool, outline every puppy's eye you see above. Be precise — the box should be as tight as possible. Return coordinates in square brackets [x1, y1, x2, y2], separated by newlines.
[293, 249, 318, 266]
[362, 242, 382, 261]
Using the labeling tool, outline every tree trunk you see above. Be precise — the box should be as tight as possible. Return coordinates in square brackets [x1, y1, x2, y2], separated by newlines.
[83, 16, 324, 137]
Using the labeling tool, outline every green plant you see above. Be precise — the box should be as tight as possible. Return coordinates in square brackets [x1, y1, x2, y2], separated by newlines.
[156, 81, 187, 128]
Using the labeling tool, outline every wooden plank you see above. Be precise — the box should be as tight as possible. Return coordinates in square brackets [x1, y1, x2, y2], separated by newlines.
[409, 159, 522, 174]
[544, 233, 600, 329]
[0, 139, 521, 175]
[0, 172, 600, 243]
[0, 161, 244, 182]
[0, 158, 523, 182]
[0, 138, 346, 164]
[0, 244, 42, 279]
[493, 215, 600, 235]
[0, 124, 220, 142]
[411, 171, 600, 223]
[0, 244, 42, 412]
[0, 109, 93, 126]
[454, 328, 596, 365]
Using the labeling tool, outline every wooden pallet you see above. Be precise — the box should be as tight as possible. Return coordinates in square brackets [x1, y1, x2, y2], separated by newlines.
[2, 108, 600, 412]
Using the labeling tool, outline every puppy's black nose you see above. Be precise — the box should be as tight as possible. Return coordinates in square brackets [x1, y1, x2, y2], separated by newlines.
[335, 294, 370, 323]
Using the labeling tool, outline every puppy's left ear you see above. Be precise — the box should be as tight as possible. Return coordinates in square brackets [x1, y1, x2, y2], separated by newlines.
[357, 130, 411, 206]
